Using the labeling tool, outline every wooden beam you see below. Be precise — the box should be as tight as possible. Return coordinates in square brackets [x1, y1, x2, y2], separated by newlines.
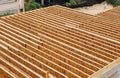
[41, 0, 44, 6]
[22, 0, 25, 13]
[17, 0, 20, 13]
[46, 71, 50, 78]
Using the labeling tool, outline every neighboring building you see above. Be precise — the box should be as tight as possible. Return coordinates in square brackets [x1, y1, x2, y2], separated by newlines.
[0, 5, 120, 78]
[0, 0, 17, 15]
[0, 0, 15, 4]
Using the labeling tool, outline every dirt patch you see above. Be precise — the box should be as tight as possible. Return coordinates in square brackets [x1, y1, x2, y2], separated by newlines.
[74, 1, 113, 15]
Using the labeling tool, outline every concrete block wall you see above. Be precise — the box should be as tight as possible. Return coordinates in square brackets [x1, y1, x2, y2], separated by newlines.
[0, 0, 15, 4]
[0, 0, 17, 15]
[102, 65, 120, 78]
[0, 9, 18, 15]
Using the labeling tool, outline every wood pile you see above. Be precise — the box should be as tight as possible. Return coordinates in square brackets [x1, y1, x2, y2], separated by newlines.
[0, 5, 120, 78]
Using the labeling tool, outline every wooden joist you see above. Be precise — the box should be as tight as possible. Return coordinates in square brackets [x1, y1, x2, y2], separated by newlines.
[0, 5, 120, 78]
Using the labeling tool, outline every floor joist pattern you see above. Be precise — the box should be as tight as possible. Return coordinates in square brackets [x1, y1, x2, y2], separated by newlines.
[0, 5, 120, 78]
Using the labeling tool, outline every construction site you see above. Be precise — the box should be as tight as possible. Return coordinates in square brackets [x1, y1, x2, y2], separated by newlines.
[0, 4, 120, 78]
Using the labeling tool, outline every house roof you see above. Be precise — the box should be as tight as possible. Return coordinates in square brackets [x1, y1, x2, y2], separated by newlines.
[0, 5, 120, 78]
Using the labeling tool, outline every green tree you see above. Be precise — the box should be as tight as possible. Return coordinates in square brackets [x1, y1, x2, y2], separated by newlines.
[25, 0, 42, 11]
[106, 0, 120, 6]
[69, 0, 83, 5]
[65, 0, 86, 6]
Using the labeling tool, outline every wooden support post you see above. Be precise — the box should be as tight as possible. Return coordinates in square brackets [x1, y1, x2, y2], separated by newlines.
[22, 0, 25, 13]
[17, 0, 25, 13]
[41, 0, 44, 6]
[17, 0, 20, 14]
[46, 71, 50, 78]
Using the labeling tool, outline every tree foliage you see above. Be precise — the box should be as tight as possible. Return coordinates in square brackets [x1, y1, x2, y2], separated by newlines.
[65, 0, 103, 7]
[65, 0, 89, 6]
[106, 0, 120, 6]
[25, 0, 108, 11]
[25, 0, 42, 11]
